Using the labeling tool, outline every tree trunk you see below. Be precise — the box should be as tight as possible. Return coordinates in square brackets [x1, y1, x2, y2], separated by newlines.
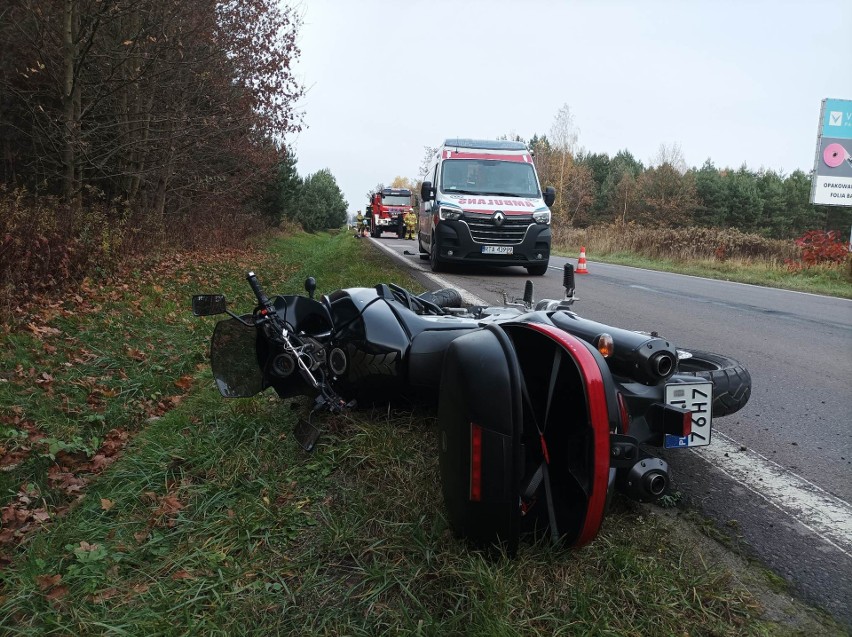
[62, 0, 81, 212]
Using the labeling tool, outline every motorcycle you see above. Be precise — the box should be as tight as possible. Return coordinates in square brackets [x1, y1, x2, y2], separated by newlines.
[192, 265, 751, 552]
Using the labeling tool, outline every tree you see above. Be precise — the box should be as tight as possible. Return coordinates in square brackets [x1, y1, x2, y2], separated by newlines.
[724, 167, 763, 230]
[576, 150, 611, 222]
[635, 164, 698, 226]
[297, 169, 347, 232]
[693, 160, 728, 227]
[1, 0, 304, 220]
[756, 169, 787, 236]
[652, 142, 688, 174]
[600, 150, 644, 223]
[260, 146, 301, 225]
[419, 146, 438, 179]
[548, 103, 580, 210]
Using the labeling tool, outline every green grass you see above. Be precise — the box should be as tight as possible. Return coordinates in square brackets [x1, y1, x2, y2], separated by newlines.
[0, 230, 845, 635]
[552, 247, 852, 299]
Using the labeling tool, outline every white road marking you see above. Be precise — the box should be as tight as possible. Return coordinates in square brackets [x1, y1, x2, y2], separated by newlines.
[369, 239, 487, 305]
[370, 238, 852, 555]
[693, 432, 852, 556]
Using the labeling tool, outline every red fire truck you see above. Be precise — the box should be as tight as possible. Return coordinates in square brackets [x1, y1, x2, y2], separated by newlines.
[369, 188, 413, 238]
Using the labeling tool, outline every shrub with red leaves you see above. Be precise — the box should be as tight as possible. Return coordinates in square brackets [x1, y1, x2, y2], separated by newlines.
[787, 230, 850, 271]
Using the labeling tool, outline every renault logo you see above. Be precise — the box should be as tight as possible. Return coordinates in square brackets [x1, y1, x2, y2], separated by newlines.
[493, 211, 505, 226]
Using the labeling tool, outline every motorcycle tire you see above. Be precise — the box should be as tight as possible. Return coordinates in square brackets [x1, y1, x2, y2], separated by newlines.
[676, 350, 751, 417]
[418, 288, 463, 309]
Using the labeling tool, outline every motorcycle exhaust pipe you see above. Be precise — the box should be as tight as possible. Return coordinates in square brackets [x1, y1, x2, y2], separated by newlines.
[550, 312, 678, 384]
[616, 456, 670, 502]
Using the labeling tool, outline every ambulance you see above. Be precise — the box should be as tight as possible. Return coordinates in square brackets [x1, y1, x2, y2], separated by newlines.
[419, 139, 555, 275]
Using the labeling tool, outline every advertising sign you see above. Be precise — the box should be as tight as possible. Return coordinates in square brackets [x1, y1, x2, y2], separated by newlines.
[810, 98, 852, 206]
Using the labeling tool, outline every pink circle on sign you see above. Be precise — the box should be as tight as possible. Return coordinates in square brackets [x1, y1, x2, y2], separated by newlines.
[823, 143, 847, 168]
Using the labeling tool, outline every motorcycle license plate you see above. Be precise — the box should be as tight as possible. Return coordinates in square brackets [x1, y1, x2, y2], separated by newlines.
[664, 381, 713, 448]
[481, 246, 513, 255]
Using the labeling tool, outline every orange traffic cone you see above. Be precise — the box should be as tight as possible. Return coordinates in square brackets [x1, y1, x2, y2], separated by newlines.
[576, 246, 589, 274]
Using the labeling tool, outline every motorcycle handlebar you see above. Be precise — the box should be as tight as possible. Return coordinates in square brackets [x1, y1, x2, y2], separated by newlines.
[246, 271, 273, 310]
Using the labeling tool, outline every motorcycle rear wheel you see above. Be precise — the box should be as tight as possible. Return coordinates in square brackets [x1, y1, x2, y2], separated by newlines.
[676, 350, 751, 417]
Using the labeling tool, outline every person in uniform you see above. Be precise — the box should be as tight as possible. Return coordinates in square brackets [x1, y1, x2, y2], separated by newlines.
[404, 210, 416, 240]
[355, 211, 365, 237]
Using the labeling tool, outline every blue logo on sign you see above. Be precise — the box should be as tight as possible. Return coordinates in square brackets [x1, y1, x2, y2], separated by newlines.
[822, 99, 852, 139]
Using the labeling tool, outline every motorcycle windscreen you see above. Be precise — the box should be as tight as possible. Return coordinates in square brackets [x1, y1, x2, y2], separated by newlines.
[437, 325, 524, 554]
[209, 316, 264, 398]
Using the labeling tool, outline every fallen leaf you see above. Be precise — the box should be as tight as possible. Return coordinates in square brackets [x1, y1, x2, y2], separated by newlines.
[100, 498, 115, 511]
[92, 587, 120, 603]
[174, 375, 193, 391]
[36, 574, 62, 590]
[46, 585, 69, 600]
[171, 569, 195, 580]
[126, 348, 146, 362]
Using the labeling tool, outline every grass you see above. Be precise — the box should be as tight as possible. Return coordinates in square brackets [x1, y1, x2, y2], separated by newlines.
[0, 230, 845, 635]
[551, 242, 851, 299]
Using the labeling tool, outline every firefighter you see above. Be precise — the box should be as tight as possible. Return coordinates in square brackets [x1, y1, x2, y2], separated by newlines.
[404, 210, 417, 240]
[355, 211, 365, 237]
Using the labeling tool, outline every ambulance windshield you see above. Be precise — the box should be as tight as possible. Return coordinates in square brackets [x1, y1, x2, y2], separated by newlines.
[441, 159, 540, 198]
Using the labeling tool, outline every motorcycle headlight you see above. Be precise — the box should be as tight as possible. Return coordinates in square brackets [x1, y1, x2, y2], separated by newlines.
[533, 210, 551, 224]
[439, 207, 463, 221]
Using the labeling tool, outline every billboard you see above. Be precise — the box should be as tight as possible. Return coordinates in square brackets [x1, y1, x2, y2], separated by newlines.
[810, 98, 852, 206]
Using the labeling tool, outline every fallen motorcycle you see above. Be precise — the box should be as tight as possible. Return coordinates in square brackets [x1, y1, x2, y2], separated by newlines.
[192, 265, 751, 552]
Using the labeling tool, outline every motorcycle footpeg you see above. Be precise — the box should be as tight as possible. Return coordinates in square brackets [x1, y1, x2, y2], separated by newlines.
[293, 418, 321, 452]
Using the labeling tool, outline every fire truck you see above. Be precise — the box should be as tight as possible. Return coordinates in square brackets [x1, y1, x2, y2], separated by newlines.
[368, 188, 414, 238]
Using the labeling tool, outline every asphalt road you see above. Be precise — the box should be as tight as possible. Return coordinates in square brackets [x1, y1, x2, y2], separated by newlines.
[370, 233, 852, 627]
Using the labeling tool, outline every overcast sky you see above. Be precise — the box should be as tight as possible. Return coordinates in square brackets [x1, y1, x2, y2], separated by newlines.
[288, 0, 852, 211]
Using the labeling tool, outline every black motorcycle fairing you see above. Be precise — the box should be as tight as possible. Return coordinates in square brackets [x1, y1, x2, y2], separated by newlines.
[210, 315, 266, 398]
[323, 288, 412, 399]
[407, 328, 478, 388]
[269, 294, 332, 335]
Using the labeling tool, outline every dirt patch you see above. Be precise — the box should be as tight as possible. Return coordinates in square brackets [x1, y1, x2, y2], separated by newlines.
[649, 505, 842, 635]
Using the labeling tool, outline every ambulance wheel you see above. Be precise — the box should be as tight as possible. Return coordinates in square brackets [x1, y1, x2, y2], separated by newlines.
[675, 350, 751, 417]
[526, 263, 549, 276]
[418, 235, 429, 259]
[430, 235, 445, 272]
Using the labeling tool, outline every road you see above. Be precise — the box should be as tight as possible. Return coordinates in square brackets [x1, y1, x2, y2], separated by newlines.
[370, 234, 852, 626]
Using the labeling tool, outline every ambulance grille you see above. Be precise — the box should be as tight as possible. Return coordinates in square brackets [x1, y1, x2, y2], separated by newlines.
[463, 212, 534, 245]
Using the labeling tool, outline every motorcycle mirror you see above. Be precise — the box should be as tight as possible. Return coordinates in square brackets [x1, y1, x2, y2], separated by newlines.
[192, 294, 227, 316]
[304, 277, 317, 299]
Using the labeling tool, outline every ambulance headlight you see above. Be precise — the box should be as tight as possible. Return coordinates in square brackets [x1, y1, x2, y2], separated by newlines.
[439, 207, 463, 221]
[533, 210, 551, 224]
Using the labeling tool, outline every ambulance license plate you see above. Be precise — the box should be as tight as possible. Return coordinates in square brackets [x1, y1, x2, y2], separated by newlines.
[481, 246, 513, 255]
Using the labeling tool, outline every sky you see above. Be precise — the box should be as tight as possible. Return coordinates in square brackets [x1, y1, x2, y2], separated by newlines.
[287, 0, 852, 212]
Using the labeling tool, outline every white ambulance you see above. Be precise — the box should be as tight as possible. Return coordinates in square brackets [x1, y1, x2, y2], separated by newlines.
[418, 139, 555, 275]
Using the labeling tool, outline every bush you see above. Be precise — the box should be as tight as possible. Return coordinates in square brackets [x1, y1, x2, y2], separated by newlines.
[552, 222, 797, 263]
[786, 230, 849, 270]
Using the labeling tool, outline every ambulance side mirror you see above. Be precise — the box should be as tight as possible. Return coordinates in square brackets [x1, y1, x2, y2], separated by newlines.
[543, 186, 556, 207]
[421, 181, 435, 202]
